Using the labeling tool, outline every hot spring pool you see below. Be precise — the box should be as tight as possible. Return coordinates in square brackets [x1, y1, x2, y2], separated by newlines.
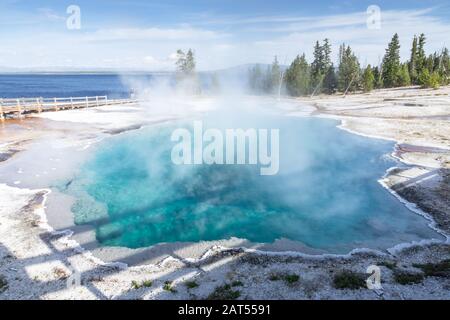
[61, 115, 440, 253]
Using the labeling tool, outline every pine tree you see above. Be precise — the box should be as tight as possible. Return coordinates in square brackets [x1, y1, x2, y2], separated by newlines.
[323, 64, 337, 94]
[382, 33, 401, 88]
[429, 71, 441, 89]
[439, 48, 450, 84]
[322, 39, 332, 70]
[397, 64, 411, 87]
[409, 36, 419, 84]
[176, 49, 196, 75]
[248, 65, 264, 93]
[362, 65, 375, 92]
[269, 56, 281, 94]
[418, 68, 431, 87]
[372, 66, 383, 89]
[175, 48, 199, 93]
[285, 54, 311, 96]
[263, 65, 272, 93]
[310, 39, 332, 94]
[175, 49, 186, 73]
[419, 69, 441, 89]
[311, 41, 324, 90]
[417, 33, 427, 74]
[185, 49, 196, 74]
[427, 52, 439, 73]
[338, 44, 360, 93]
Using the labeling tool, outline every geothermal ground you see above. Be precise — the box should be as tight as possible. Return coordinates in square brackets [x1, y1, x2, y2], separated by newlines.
[0, 86, 449, 300]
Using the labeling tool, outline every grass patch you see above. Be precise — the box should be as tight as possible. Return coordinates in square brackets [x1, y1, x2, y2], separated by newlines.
[208, 284, 241, 300]
[413, 259, 450, 278]
[268, 273, 299, 284]
[231, 280, 243, 287]
[142, 280, 153, 287]
[0, 275, 7, 292]
[131, 280, 140, 289]
[377, 261, 397, 270]
[283, 274, 300, 284]
[269, 274, 281, 281]
[131, 279, 153, 289]
[163, 281, 177, 293]
[393, 271, 424, 285]
[333, 271, 366, 290]
[185, 281, 199, 289]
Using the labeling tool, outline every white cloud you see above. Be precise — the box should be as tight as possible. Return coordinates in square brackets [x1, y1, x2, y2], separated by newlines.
[227, 8, 450, 67]
[37, 8, 66, 21]
[83, 27, 228, 42]
[1, 7, 450, 71]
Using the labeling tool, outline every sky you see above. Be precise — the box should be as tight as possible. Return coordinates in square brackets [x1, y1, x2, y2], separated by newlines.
[1, 0, 450, 71]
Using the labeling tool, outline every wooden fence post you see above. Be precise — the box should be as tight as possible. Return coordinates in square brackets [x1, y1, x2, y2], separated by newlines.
[36, 98, 42, 113]
[0, 99, 4, 121]
[16, 99, 23, 118]
[71, 97, 74, 109]
[96, 96, 99, 107]
[85, 96, 89, 108]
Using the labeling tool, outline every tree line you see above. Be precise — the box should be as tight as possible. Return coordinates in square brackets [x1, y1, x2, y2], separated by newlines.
[249, 34, 450, 96]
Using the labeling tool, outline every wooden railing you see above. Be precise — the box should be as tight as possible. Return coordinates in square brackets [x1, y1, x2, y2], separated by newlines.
[0, 96, 138, 120]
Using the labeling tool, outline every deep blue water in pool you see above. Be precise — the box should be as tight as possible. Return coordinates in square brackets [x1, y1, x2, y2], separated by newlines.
[63, 115, 439, 253]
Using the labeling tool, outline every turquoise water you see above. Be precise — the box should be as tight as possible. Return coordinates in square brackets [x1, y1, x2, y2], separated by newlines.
[63, 115, 439, 253]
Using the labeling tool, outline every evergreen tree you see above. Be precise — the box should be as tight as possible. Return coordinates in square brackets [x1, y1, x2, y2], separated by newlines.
[439, 48, 450, 84]
[176, 49, 196, 75]
[248, 65, 264, 93]
[175, 48, 200, 93]
[175, 49, 186, 73]
[285, 54, 311, 96]
[382, 33, 401, 88]
[417, 33, 427, 74]
[418, 68, 431, 87]
[429, 71, 441, 89]
[184, 49, 196, 74]
[397, 63, 411, 87]
[409, 35, 419, 84]
[426, 53, 439, 73]
[419, 69, 441, 89]
[263, 65, 273, 93]
[372, 66, 383, 89]
[322, 39, 332, 70]
[311, 41, 324, 90]
[338, 44, 360, 93]
[269, 56, 281, 94]
[323, 64, 337, 94]
[310, 39, 332, 94]
[362, 65, 375, 92]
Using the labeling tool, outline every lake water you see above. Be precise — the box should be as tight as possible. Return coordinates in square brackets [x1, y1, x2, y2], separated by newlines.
[61, 114, 440, 253]
[0, 73, 216, 99]
[0, 73, 163, 99]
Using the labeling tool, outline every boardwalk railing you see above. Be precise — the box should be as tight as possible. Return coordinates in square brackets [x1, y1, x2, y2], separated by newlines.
[0, 96, 138, 120]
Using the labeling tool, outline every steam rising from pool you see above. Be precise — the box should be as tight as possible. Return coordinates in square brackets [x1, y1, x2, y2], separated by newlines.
[63, 109, 440, 253]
